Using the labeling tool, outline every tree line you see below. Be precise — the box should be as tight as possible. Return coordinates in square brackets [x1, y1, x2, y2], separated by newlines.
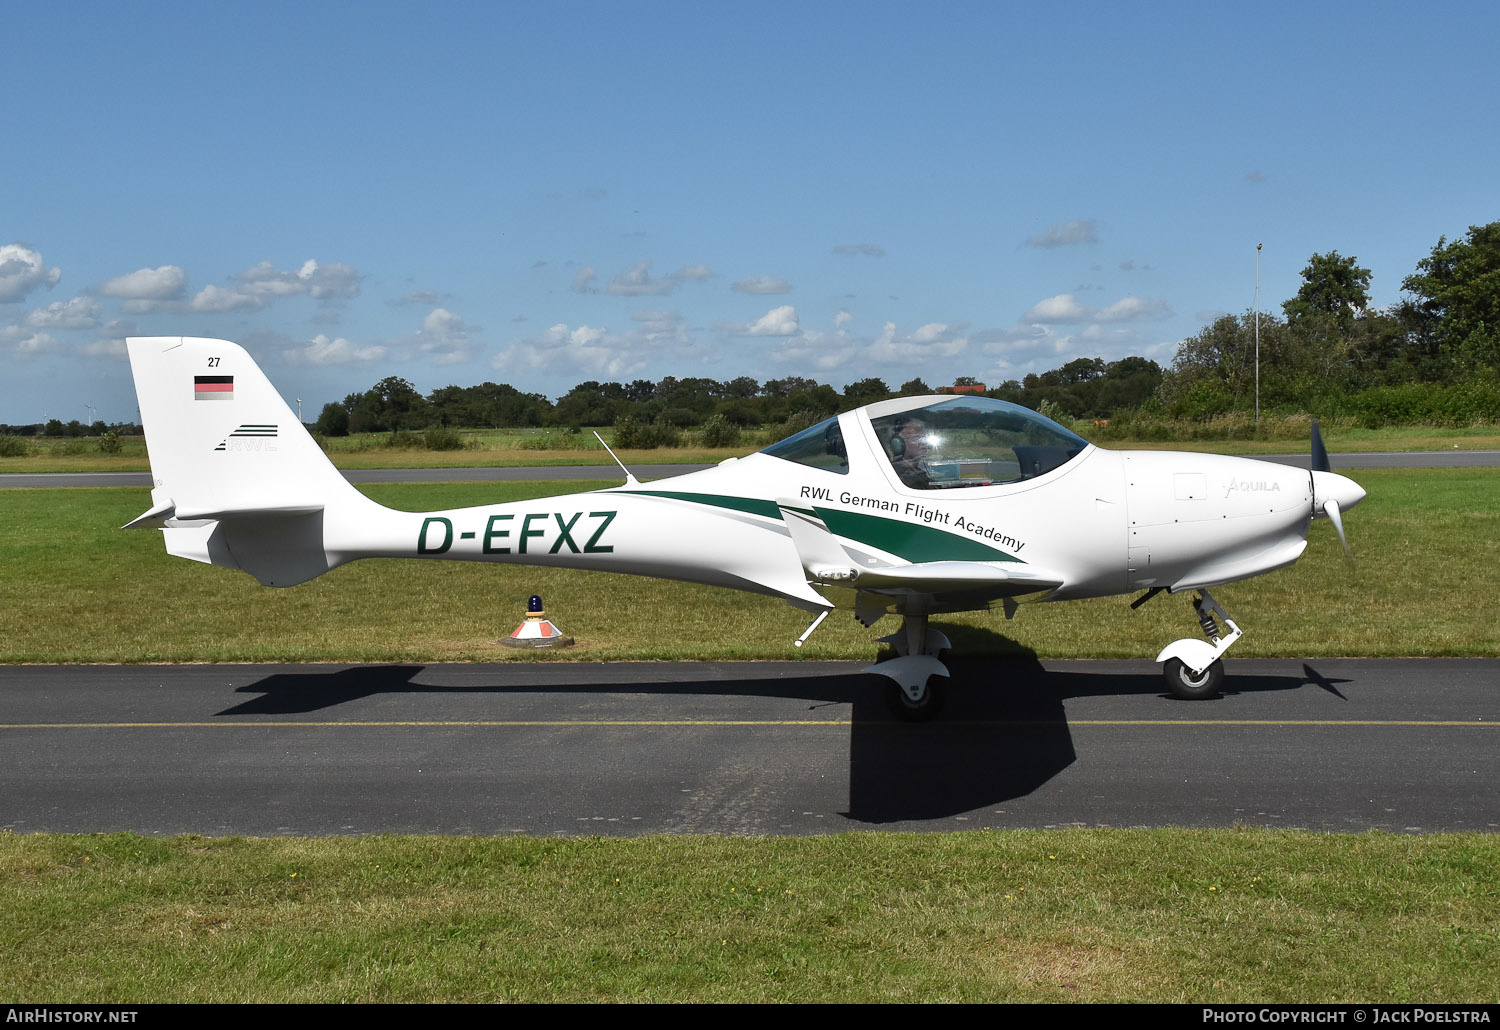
[315, 361, 1168, 437]
[312, 220, 1497, 436]
[1160, 221, 1500, 421]
[9, 220, 1490, 442]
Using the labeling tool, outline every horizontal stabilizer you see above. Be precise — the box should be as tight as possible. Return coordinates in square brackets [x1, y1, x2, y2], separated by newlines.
[173, 503, 324, 522]
[123, 490, 324, 529]
[122, 491, 177, 530]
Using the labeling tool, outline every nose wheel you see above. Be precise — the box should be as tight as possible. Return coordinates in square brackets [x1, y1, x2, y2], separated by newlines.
[866, 612, 950, 721]
[1162, 656, 1225, 700]
[1153, 590, 1240, 700]
[886, 676, 947, 721]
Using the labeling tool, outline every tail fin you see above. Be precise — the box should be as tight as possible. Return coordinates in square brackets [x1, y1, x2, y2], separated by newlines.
[125, 336, 376, 586]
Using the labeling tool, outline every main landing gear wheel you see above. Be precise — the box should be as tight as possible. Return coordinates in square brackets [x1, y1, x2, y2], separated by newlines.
[1163, 657, 1224, 700]
[887, 678, 946, 722]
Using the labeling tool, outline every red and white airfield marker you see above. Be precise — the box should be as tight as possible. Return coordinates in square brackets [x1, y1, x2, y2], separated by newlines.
[501, 594, 575, 649]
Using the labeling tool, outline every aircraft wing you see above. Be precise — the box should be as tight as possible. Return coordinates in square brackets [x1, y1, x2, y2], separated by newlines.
[776, 500, 1064, 603]
[848, 560, 1063, 595]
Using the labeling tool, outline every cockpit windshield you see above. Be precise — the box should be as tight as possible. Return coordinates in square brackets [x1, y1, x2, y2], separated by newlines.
[759, 414, 849, 474]
[869, 396, 1089, 488]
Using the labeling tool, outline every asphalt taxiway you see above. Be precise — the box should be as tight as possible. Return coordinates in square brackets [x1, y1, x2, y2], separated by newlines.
[4, 658, 1496, 836]
[5, 456, 1495, 837]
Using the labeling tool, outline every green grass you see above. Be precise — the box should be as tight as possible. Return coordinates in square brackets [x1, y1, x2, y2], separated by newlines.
[5, 423, 1500, 472]
[3, 829, 1495, 1002]
[1, 468, 1497, 663]
[1087, 423, 1500, 454]
[0, 428, 741, 473]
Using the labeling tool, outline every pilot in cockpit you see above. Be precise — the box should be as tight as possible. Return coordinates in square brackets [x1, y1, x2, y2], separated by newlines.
[886, 416, 931, 488]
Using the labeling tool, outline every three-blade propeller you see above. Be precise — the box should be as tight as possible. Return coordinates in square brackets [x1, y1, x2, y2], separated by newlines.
[1310, 419, 1362, 560]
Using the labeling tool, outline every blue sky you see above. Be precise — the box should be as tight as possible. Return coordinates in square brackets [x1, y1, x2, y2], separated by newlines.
[4, 1, 1497, 425]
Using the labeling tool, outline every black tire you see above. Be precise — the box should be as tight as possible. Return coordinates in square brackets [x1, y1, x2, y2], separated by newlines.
[1163, 657, 1224, 700]
[887, 678, 945, 722]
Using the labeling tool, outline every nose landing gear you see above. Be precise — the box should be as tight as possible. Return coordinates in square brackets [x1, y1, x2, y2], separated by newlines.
[867, 612, 951, 721]
[1155, 590, 1241, 700]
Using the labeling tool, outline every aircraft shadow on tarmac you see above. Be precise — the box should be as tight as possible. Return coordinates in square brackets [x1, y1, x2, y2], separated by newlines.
[218, 638, 1347, 825]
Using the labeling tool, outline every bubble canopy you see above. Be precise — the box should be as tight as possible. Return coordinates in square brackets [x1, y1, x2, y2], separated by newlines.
[761, 395, 1091, 488]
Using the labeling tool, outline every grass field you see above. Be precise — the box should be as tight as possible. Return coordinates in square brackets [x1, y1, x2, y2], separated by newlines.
[5, 422, 1500, 473]
[1, 468, 1497, 662]
[3, 830, 1497, 1002]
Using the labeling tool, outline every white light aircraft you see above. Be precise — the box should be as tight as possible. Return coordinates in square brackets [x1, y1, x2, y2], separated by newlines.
[125, 337, 1366, 720]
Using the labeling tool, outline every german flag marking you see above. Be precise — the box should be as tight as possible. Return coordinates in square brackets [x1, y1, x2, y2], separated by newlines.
[194, 375, 234, 400]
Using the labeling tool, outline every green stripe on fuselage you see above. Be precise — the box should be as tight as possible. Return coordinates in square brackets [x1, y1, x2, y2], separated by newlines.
[621, 489, 1018, 564]
[813, 506, 1018, 563]
[618, 490, 783, 520]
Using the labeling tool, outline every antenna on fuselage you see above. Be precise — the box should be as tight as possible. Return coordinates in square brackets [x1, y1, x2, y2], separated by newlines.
[594, 431, 640, 486]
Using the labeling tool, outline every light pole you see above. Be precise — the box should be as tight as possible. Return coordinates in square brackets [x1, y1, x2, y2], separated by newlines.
[1254, 243, 1262, 425]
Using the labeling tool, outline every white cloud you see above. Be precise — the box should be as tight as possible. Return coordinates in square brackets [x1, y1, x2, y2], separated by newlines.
[416, 307, 478, 365]
[495, 322, 649, 380]
[283, 333, 388, 367]
[191, 284, 267, 312]
[0, 244, 62, 302]
[1095, 296, 1174, 322]
[422, 308, 465, 336]
[101, 265, 187, 301]
[1023, 293, 1174, 325]
[834, 309, 852, 328]
[234, 260, 307, 298]
[82, 320, 136, 359]
[0, 325, 58, 356]
[733, 276, 792, 295]
[770, 331, 858, 372]
[974, 325, 1050, 353]
[567, 325, 607, 347]
[866, 321, 968, 362]
[231, 259, 360, 301]
[1022, 294, 1092, 323]
[82, 336, 128, 357]
[25, 296, 100, 329]
[1024, 220, 1100, 248]
[609, 261, 676, 296]
[743, 305, 800, 337]
[301, 260, 360, 300]
[492, 307, 712, 381]
[631, 309, 682, 333]
[589, 261, 715, 296]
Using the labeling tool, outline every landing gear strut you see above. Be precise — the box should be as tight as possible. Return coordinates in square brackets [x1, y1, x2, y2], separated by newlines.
[1154, 590, 1241, 700]
[867, 612, 950, 721]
